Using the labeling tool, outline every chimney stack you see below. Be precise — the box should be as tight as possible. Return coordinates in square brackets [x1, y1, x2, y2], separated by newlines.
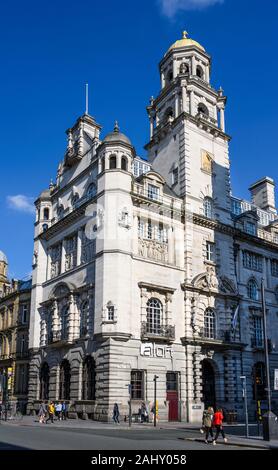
[249, 177, 276, 215]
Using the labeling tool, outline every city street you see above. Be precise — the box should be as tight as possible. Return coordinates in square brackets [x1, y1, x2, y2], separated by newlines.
[0, 420, 267, 451]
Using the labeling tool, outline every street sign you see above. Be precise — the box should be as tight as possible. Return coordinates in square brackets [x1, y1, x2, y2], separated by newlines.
[274, 369, 278, 391]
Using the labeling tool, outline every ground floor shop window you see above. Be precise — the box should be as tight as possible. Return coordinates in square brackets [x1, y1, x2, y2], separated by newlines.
[131, 370, 144, 399]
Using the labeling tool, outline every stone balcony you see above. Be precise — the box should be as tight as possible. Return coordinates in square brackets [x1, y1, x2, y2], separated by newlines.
[141, 322, 175, 343]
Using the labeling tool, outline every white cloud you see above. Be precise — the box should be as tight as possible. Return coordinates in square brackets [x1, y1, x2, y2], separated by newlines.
[159, 0, 224, 17]
[7, 195, 35, 214]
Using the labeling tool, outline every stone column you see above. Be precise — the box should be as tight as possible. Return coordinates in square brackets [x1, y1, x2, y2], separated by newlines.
[190, 90, 195, 116]
[68, 294, 75, 342]
[52, 300, 59, 337]
[192, 56, 196, 76]
[49, 365, 59, 401]
[182, 86, 187, 113]
[219, 107, 225, 132]
[175, 93, 179, 118]
[61, 239, 66, 274]
[149, 116, 154, 140]
[77, 229, 83, 266]
[88, 288, 95, 336]
[205, 66, 210, 83]
[78, 121, 84, 155]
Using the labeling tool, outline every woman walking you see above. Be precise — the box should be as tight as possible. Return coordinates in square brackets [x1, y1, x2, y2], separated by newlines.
[212, 408, 227, 445]
[202, 406, 214, 443]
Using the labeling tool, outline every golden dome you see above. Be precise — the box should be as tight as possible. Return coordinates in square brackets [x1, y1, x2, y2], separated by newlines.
[166, 31, 205, 54]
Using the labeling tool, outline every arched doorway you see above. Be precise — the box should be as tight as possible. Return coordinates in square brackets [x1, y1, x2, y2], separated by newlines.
[82, 356, 96, 400]
[59, 359, 71, 400]
[39, 362, 50, 400]
[202, 360, 216, 409]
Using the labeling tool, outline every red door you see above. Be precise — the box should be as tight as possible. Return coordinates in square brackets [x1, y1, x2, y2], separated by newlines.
[166, 372, 179, 421]
[167, 391, 179, 421]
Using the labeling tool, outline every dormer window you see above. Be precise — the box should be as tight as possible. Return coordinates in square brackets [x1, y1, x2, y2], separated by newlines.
[148, 184, 160, 201]
[246, 222, 256, 236]
[172, 167, 179, 185]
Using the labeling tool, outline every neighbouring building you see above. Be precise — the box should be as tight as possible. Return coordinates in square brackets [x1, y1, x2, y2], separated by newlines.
[0, 251, 31, 412]
[27, 32, 278, 422]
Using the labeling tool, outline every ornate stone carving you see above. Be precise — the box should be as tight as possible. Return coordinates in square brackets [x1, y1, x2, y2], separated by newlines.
[193, 266, 219, 291]
[219, 276, 237, 294]
[138, 239, 168, 263]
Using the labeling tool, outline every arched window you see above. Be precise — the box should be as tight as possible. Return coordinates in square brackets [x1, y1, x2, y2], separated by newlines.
[82, 356, 96, 400]
[164, 107, 174, 123]
[121, 156, 128, 171]
[247, 279, 259, 301]
[166, 69, 173, 84]
[60, 306, 69, 340]
[196, 65, 204, 79]
[204, 198, 213, 219]
[101, 157, 105, 172]
[198, 103, 209, 116]
[204, 308, 216, 339]
[109, 155, 117, 169]
[59, 359, 71, 400]
[253, 362, 266, 400]
[146, 298, 163, 335]
[87, 183, 97, 199]
[80, 301, 89, 337]
[42, 223, 48, 232]
[43, 208, 49, 220]
[39, 362, 50, 400]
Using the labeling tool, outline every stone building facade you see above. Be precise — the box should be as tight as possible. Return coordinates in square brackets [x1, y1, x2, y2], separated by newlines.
[0, 252, 31, 412]
[28, 32, 278, 422]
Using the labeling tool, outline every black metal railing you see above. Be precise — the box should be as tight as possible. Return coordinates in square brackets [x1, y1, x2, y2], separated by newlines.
[198, 328, 238, 343]
[141, 322, 175, 340]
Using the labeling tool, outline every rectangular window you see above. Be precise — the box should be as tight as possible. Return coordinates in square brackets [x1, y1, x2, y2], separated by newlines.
[21, 304, 28, 324]
[148, 184, 159, 201]
[81, 227, 96, 264]
[253, 317, 263, 348]
[206, 242, 214, 262]
[147, 219, 152, 240]
[246, 222, 256, 236]
[50, 244, 62, 278]
[231, 199, 242, 216]
[172, 167, 178, 185]
[243, 251, 263, 272]
[271, 260, 278, 277]
[107, 305, 115, 321]
[138, 218, 144, 238]
[65, 235, 77, 271]
[131, 370, 144, 400]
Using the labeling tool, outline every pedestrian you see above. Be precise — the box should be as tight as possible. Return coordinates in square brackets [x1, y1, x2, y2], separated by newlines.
[38, 401, 47, 424]
[46, 401, 55, 423]
[202, 406, 214, 443]
[62, 401, 68, 420]
[212, 408, 227, 445]
[55, 401, 62, 421]
[140, 402, 149, 423]
[112, 403, 120, 424]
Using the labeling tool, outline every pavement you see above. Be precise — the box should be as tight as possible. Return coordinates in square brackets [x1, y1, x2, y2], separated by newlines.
[0, 416, 277, 449]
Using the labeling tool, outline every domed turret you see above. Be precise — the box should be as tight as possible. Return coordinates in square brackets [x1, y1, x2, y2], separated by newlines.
[166, 31, 205, 55]
[103, 121, 132, 146]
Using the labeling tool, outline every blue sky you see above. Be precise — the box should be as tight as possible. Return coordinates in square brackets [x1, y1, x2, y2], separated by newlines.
[0, 0, 277, 278]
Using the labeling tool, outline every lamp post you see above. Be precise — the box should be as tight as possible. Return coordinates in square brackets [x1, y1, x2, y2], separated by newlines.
[240, 376, 249, 437]
[153, 375, 159, 427]
[261, 279, 278, 440]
